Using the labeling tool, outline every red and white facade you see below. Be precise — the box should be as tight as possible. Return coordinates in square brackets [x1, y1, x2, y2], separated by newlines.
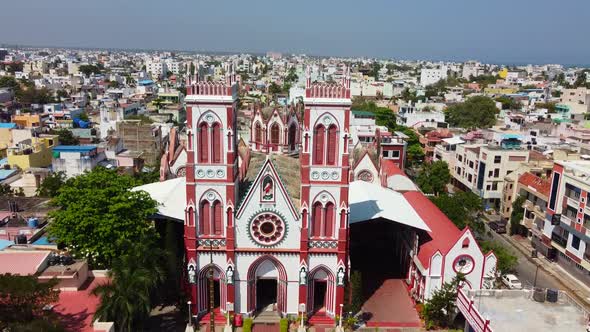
[183, 67, 351, 318]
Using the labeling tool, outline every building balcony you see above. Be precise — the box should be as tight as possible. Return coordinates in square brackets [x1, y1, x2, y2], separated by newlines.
[551, 233, 568, 248]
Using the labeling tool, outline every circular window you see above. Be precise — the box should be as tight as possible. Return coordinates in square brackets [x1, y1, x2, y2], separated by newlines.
[453, 255, 475, 274]
[250, 213, 285, 246]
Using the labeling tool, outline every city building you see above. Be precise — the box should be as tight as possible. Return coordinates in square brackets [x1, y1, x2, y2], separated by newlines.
[116, 120, 163, 166]
[51, 145, 106, 178]
[420, 64, 447, 86]
[396, 104, 446, 128]
[541, 160, 590, 284]
[7, 136, 58, 170]
[448, 136, 530, 208]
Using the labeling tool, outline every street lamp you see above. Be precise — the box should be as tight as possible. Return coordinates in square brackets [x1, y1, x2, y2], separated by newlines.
[209, 242, 215, 332]
[187, 301, 192, 326]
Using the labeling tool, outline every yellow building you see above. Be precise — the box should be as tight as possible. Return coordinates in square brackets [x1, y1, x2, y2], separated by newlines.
[0, 123, 17, 150]
[12, 114, 43, 128]
[7, 135, 59, 170]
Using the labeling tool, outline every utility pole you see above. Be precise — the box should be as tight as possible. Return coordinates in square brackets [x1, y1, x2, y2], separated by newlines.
[209, 242, 215, 332]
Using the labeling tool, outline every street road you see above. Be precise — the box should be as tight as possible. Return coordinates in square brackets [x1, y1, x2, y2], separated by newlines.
[482, 222, 560, 290]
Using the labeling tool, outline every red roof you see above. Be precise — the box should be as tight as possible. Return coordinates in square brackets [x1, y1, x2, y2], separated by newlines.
[54, 277, 108, 332]
[381, 159, 406, 177]
[403, 191, 461, 269]
[518, 172, 550, 197]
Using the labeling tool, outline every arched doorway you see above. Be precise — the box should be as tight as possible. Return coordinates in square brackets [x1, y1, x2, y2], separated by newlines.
[247, 256, 288, 314]
[288, 123, 297, 152]
[197, 264, 226, 313]
[270, 123, 280, 151]
[308, 266, 335, 315]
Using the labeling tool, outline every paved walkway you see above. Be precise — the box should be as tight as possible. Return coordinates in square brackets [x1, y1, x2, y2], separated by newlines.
[503, 233, 590, 310]
[361, 279, 421, 328]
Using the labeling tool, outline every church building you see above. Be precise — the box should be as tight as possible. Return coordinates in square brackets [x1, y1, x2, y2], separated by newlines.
[134, 64, 500, 326]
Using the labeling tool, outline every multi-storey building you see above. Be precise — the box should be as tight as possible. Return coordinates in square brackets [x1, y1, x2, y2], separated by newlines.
[517, 172, 550, 239]
[448, 139, 529, 208]
[540, 160, 590, 284]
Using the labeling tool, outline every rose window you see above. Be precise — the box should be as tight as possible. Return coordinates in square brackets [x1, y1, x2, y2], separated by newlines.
[250, 213, 285, 246]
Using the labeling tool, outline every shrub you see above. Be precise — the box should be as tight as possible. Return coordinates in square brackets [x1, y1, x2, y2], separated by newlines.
[243, 317, 253, 332]
[280, 318, 289, 332]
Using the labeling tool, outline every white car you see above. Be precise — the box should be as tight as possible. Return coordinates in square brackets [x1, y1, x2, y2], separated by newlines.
[501, 274, 522, 289]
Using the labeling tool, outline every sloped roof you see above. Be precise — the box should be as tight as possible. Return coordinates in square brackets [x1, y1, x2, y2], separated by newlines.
[240, 152, 301, 208]
[518, 172, 550, 197]
[131, 177, 185, 221]
[403, 191, 462, 269]
[349, 181, 430, 232]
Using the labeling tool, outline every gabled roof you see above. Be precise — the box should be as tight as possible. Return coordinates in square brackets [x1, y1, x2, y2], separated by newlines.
[349, 181, 430, 232]
[403, 191, 462, 269]
[381, 159, 406, 177]
[237, 153, 300, 218]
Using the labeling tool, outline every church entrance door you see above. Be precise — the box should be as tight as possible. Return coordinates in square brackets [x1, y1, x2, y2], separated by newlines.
[256, 278, 278, 311]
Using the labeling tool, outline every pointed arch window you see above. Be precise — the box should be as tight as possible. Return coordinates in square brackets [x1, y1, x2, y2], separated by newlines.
[324, 202, 334, 237]
[212, 123, 222, 163]
[199, 200, 210, 235]
[270, 123, 280, 145]
[198, 123, 209, 163]
[255, 122, 262, 142]
[313, 124, 325, 165]
[312, 202, 323, 237]
[327, 125, 338, 165]
[212, 200, 223, 235]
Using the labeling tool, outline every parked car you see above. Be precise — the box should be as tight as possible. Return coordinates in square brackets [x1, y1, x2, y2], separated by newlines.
[502, 274, 522, 289]
[489, 221, 507, 234]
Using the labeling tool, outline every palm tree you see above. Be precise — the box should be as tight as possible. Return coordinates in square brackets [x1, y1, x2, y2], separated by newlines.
[92, 239, 167, 331]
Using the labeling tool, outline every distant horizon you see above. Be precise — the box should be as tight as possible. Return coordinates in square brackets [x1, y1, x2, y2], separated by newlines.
[2, 42, 589, 69]
[1, 0, 589, 66]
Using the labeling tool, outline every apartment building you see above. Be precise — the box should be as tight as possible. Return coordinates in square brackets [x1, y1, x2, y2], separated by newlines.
[539, 161, 590, 284]
[116, 120, 163, 166]
[396, 104, 446, 128]
[419, 64, 447, 86]
[517, 172, 550, 240]
[6, 136, 58, 170]
[52, 145, 106, 178]
[145, 59, 168, 79]
[449, 139, 529, 208]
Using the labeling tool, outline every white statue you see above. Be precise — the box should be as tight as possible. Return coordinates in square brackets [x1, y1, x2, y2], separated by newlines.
[188, 264, 196, 284]
[299, 267, 307, 285]
[337, 267, 345, 286]
[226, 266, 234, 285]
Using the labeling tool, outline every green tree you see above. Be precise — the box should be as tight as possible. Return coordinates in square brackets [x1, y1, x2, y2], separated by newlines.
[0, 274, 62, 331]
[479, 241, 518, 274]
[92, 237, 166, 331]
[53, 128, 79, 145]
[415, 161, 451, 196]
[431, 192, 483, 232]
[268, 82, 283, 95]
[422, 275, 465, 329]
[369, 62, 382, 80]
[79, 64, 102, 77]
[344, 270, 363, 314]
[406, 144, 425, 165]
[36, 171, 66, 197]
[0, 76, 20, 92]
[444, 96, 499, 129]
[509, 195, 526, 235]
[495, 96, 521, 110]
[48, 167, 158, 268]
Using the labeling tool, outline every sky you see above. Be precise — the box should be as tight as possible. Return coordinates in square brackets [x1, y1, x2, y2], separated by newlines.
[1, 0, 589, 65]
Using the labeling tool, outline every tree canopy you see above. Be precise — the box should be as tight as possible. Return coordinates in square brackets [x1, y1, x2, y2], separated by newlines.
[415, 160, 451, 196]
[48, 167, 158, 268]
[444, 96, 499, 129]
[53, 128, 79, 146]
[36, 171, 66, 198]
[430, 191, 483, 232]
[422, 275, 465, 329]
[92, 236, 166, 331]
[0, 274, 63, 331]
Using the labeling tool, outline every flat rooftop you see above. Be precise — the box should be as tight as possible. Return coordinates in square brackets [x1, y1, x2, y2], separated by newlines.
[469, 290, 587, 332]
